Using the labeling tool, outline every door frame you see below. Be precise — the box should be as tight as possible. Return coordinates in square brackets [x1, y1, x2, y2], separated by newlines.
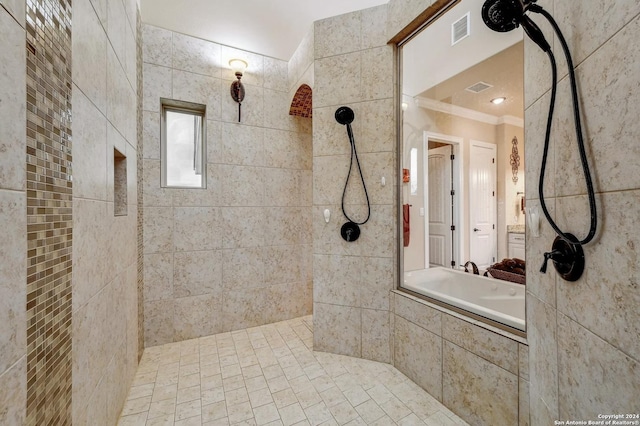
[469, 139, 497, 268]
[423, 131, 465, 269]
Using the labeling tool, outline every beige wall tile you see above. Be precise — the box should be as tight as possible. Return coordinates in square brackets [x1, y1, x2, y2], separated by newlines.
[143, 111, 160, 159]
[221, 247, 265, 290]
[144, 299, 175, 347]
[443, 341, 518, 426]
[519, 344, 529, 381]
[173, 250, 222, 298]
[314, 52, 362, 108]
[221, 122, 264, 166]
[0, 356, 26, 425]
[144, 207, 174, 254]
[360, 257, 394, 311]
[222, 287, 269, 331]
[263, 57, 288, 92]
[524, 199, 557, 307]
[522, 0, 555, 109]
[173, 70, 222, 121]
[172, 33, 221, 77]
[362, 309, 391, 363]
[557, 313, 639, 418]
[221, 82, 265, 127]
[361, 5, 388, 50]
[315, 12, 362, 59]
[393, 315, 442, 400]
[72, 0, 107, 113]
[519, 378, 530, 426]
[386, 0, 436, 41]
[174, 293, 223, 340]
[556, 191, 640, 357]
[394, 291, 444, 336]
[220, 47, 265, 87]
[1, 0, 25, 26]
[313, 303, 362, 357]
[313, 255, 361, 307]
[222, 207, 266, 249]
[0, 11, 25, 193]
[361, 46, 394, 101]
[142, 24, 172, 67]
[442, 314, 519, 375]
[173, 207, 222, 252]
[143, 63, 172, 112]
[220, 165, 265, 206]
[0, 190, 26, 373]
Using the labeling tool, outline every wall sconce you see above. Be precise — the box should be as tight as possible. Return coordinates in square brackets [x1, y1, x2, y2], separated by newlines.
[229, 59, 248, 122]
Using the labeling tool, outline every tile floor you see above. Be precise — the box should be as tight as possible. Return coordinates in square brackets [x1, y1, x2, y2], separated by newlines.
[118, 316, 468, 426]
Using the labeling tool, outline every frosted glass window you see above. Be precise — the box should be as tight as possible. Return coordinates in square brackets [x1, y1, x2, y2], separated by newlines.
[161, 100, 206, 188]
[410, 147, 418, 195]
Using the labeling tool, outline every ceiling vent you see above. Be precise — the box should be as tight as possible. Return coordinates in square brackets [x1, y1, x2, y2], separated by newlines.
[452, 12, 470, 45]
[465, 81, 493, 93]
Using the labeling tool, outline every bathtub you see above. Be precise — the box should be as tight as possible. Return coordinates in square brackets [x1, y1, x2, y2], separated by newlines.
[402, 267, 526, 331]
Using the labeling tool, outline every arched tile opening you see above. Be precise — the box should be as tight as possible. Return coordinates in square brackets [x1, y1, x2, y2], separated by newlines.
[289, 84, 313, 118]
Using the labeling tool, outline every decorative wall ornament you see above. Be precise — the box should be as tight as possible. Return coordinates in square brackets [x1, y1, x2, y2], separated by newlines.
[510, 136, 520, 183]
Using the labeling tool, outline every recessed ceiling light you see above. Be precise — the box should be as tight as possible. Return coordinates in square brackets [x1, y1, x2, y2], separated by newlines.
[491, 97, 506, 105]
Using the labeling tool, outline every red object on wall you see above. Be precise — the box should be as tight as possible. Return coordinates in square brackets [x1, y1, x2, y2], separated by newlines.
[403, 204, 410, 247]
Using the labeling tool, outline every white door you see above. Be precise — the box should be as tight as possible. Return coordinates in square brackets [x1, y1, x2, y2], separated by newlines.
[427, 145, 453, 267]
[469, 141, 497, 269]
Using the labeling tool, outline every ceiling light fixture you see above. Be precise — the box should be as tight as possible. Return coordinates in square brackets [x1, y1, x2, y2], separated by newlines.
[229, 59, 248, 122]
[491, 97, 506, 105]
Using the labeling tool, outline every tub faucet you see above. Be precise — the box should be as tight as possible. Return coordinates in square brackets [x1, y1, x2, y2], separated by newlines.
[464, 261, 479, 275]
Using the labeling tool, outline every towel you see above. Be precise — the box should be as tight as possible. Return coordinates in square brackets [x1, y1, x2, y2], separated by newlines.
[403, 204, 410, 247]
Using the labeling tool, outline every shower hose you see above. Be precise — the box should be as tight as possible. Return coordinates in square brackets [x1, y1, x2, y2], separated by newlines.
[341, 121, 371, 226]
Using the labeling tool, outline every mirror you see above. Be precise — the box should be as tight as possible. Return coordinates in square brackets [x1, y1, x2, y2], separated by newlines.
[400, 0, 525, 274]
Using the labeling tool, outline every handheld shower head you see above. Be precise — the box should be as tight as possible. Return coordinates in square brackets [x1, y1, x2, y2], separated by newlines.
[335, 106, 355, 125]
[482, 0, 550, 52]
[481, 0, 523, 32]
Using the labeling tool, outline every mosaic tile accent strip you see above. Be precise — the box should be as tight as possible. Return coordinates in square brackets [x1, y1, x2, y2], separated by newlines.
[289, 84, 313, 118]
[25, 0, 73, 424]
[136, 9, 145, 361]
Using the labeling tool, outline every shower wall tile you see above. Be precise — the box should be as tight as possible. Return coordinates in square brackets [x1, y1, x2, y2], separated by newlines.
[107, 45, 138, 144]
[143, 63, 172, 112]
[1, 0, 25, 25]
[222, 207, 266, 248]
[173, 33, 221, 77]
[524, 92, 555, 200]
[555, 17, 640, 196]
[359, 152, 395, 205]
[314, 53, 362, 108]
[73, 0, 107, 113]
[264, 129, 312, 170]
[313, 255, 361, 307]
[313, 155, 350, 205]
[361, 5, 389, 49]
[288, 26, 314, 92]
[107, 0, 127, 63]
[359, 99, 395, 153]
[263, 88, 292, 131]
[0, 356, 26, 425]
[220, 165, 265, 206]
[315, 12, 362, 59]
[519, 378, 530, 426]
[143, 207, 175, 253]
[173, 250, 223, 297]
[266, 282, 311, 323]
[173, 70, 222, 120]
[313, 106, 353, 157]
[393, 292, 442, 336]
[313, 303, 362, 358]
[393, 316, 442, 401]
[0, 190, 26, 373]
[142, 159, 171, 207]
[362, 309, 391, 363]
[519, 344, 529, 381]
[263, 245, 303, 284]
[223, 287, 270, 331]
[0, 9, 25, 191]
[361, 46, 394, 101]
[443, 341, 518, 426]
[207, 119, 223, 164]
[264, 57, 289, 92]
[360, 256, 394, 311]
[555, 0, 640, 66]
[144, 299, 175, 347]
[556, 313, 640, 419]
[72, 88, 108, 201]
[222, 247, 265, 290]
[442, 314, 519, 375]
[221, 122, 265, 166]
[555, 191, 640, 358]
[72, 199, 108, 310]
[174, 293, 224, 340]
[143, 253, 173, 302]
[527, 294, 559, 421]
[142, 25, 172, 67]
[173, 207, 222, 252]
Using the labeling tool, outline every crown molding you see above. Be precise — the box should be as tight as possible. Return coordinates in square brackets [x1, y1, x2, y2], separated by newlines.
[415, 97, 524, 128]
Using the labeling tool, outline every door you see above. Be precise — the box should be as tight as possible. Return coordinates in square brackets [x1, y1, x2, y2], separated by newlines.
[469, 141, 497, 269]
[427, 145, 453, 267]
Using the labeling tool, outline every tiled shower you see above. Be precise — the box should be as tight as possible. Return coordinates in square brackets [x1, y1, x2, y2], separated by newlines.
[1, 0, 639, 424]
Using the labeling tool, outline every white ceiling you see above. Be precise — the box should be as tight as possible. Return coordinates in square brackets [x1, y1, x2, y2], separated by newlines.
[140, 0, 389, 60]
